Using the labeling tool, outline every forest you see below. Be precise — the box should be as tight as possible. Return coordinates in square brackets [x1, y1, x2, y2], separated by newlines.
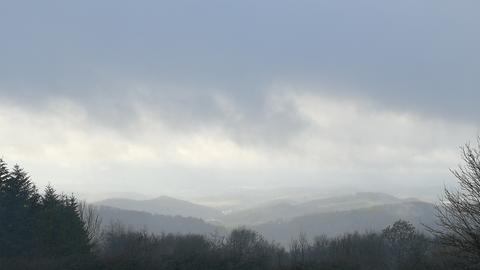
[0, 156, 479, 270]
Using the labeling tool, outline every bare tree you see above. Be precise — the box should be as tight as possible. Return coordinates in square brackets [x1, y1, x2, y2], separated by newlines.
[429, 140, 480, 263]
[78, 201, 102, 245]
[289, 232, 311, 269]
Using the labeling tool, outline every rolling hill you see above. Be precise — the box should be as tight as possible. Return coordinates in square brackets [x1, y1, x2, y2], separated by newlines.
[222, 192, 406, 225]
[94, 192, 438, 245]
[253, 201, 437, 245]
[97, 206, 223, 235]
[95, 196, 223, 221]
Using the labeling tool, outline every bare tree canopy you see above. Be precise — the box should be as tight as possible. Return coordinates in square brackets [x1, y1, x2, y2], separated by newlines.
[430, 139, 480, 264]
[78, 201, 102, 245]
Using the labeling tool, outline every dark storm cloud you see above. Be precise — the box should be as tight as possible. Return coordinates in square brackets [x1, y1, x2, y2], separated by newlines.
[1, 0, 480, 128]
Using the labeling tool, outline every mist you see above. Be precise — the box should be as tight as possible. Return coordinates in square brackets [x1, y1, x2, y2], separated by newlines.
[1, 1, 480, 269]
[2, 1, 480, 202]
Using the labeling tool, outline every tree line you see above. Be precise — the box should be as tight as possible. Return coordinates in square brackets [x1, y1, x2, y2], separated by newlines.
[0, 160, 95, 269]
[2, 140, 480, 269]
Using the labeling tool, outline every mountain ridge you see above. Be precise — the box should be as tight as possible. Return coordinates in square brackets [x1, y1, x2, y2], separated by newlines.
[254, 201, 436, 245]
[95, 195, 223, 220]
[221, 192, 409, 225]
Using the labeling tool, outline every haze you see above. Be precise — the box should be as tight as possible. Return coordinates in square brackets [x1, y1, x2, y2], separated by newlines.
[1, 0, 479, 204]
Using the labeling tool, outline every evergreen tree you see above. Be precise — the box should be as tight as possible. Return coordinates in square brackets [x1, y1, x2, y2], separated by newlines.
[60, 194, 92, 255]
[37, 185, 62, 256]
[38, 186, 92, 257]
[0, 158, 8, 188]
[0, 164, 40, 257]
[0, 159, 9, 256]
[0, 159, 93, 265]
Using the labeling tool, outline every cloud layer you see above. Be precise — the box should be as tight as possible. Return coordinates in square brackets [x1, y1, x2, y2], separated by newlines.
[0, 0, 478, 198]
[0, 84, 474, 199]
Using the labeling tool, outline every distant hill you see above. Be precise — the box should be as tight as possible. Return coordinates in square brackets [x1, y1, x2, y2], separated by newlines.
[94, 193, 438, 245]
[253, 201, 437, 245]
[222, 192, 404, 225]
[93, 193, 435, 244]
[95, 196, 223, 221]
[97, 206, 223, 235]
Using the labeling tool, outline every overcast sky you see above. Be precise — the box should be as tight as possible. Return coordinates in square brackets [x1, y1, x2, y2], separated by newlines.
[0, 1, 479, 200]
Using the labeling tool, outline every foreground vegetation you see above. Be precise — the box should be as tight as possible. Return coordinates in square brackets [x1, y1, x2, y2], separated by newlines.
[0, 155, 479, 269]
[98, 221, 469, 270]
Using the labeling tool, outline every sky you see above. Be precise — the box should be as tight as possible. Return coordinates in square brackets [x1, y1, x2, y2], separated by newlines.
[0, 0, 479, 201]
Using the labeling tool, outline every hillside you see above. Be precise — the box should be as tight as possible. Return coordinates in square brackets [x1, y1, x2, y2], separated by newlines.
[96, 196, 223, 221]
[97, 206, 223, 235]
[222, 192, 404, 225]
[94, 192, 438, 245]
[254, 201, 436, 245]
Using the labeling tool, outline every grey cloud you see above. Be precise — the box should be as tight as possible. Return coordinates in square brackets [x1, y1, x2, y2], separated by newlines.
[1, 0, 480, 130]
[0, 83, 307, 149]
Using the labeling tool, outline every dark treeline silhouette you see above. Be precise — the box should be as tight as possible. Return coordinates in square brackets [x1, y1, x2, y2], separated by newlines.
[0, 157, 477, 269]
[0, 159, 96, 269]
[98, 221, 467, 270]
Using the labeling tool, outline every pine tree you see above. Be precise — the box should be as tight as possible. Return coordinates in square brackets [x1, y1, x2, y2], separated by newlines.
[42, 184, 60, 208]
[0, 159, 96, 269]
[0, 158, 8, 188]
[6, 165, 40, 206]
[37, 185, 62, 256]
[0, 158, 10, 212]
[62, 194, 92, 255]
[0, 164, 40, 257]
[38, 186, 92, 257]
[0, 159, 9, 257]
